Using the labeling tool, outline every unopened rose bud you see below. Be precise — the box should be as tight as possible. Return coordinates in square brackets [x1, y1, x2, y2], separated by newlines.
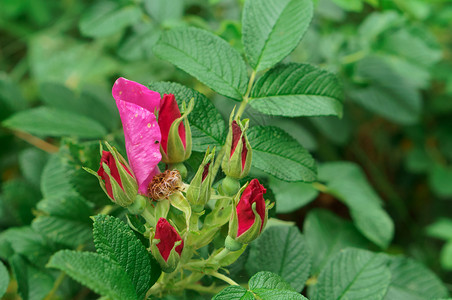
[86, 142, 138, 207]
[151, 218, 184, 273]
[228, 179, 268, 245]
[186, 148, 215, 212]
[221, 115, 252, 180]
[158, 94, 194, 164]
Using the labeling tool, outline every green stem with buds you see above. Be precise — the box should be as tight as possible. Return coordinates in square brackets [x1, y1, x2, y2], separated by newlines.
[236, 70, 257, 120]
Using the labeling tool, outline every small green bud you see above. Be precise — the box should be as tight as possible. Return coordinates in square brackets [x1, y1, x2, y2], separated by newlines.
[221, 113, 252, 179]
[186, 148, 215, 210]
[85, 142, 138, 207]
[159, 95, 194, 164]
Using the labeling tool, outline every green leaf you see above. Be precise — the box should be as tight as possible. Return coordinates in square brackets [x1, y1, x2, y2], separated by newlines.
[384, 256, 449, 300]
[247, 126, 317, 182]
[93, 215, 154, 300]
[0, 179, 40, 225]
[0, 75, 27, 121]
[39, 82, 119, 131]
[79, 2, 141, 38]
[212, 286, 254, 300]
[19, 148, 49, 188]
[379, 26, 441, 88]
[269, 177, 318, 213]
[213, 271, 307, 300]
[312, 248, 391, 300]
[249, 271, 308, 300]
[246, 225, 311, 291]
[154, 27, 248, 100]
[118, 23, 161, 61]
[319, 162, 394, 248]
[426, 218, 452, 240]
[310, 115, 352, 145]
[349, 56, 421, 125]
[249, 63, 343, 117]
[3, 107, 107, 138]
[48, 250, 138, 300]
[0, 227, 60, 266]
[441, 241, 452, 270]
[29, 34, 117, 87]
[41, 154, 78, 198]
[242, 0, 313, 72]
[149, 81, 226, 151]
[249, 271, 295, 292]
[0, 260, 9, 298]
[37, 195, 93, 221]
[429, 164, 452, 198]
[32, 216, 92, 248]
[304, 209, 369, 275]
[11, 254, 54, 300]
[33, 191, 93, 248]
[144, 0, 184, 23]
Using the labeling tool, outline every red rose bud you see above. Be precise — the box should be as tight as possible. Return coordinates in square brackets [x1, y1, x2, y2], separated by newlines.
[151, 218, 184, 272]
[158, 94, 194, 164]
[186, 148, 215, 212]
[221, 115, 252, 179]
[228, 179, 268, 245]
[85, 142, 138, 207]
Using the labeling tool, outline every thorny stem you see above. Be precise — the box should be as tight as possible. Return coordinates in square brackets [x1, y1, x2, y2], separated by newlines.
[235, 70, 257, 120]
[141, 202, 155, 226]
[212, 248, 231, 263]
[210, 271, 240, 286]
[311, 182, 329, 193]
[13, 130, 59, 153]
[340, 50, 366, 65]
[211, 146, 226, 180]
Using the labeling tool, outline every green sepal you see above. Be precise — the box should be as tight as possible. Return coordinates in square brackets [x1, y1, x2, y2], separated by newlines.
[84, 142, 138, 207]
[188, 198, 233, 249]
[83, 166, 112, 202]
[187, 147, 215, 209]
[221, 113, 252, 179]
[225, 235, 243, 252]
[104, 141, 138, 199]
[169, 191, 192, 230]
[150, 239, 182, 273]
[162, 98, 194, 164]
[127, 195, 147, 215]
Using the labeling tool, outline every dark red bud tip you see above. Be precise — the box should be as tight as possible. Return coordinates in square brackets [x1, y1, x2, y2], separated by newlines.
[158, 94, 186, 153]
[97, 151, 122, 199]
[231, 120, 248, 170]
[202, 162, 211, 182]
[231, 121, 242, 157]
[236, 179, 267, 236]
[155, 218, 184, 261]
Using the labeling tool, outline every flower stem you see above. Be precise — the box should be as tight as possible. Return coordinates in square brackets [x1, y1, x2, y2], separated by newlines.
[141, 202, 155, 227]
[13, 130, 59, 153]
[235, 70, 257, 120]
[211, 145, 226, 179]
[210, 271, 239, 286]
[212, 248, 231, 263]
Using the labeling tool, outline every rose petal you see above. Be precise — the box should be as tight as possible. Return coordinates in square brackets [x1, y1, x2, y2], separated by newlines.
[116, 99, 162, 194]
[112, 77, 161, 114]
[155, 218, 183, 261]
[236, 179, 267, 236]
[159, 94, 185, 153]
